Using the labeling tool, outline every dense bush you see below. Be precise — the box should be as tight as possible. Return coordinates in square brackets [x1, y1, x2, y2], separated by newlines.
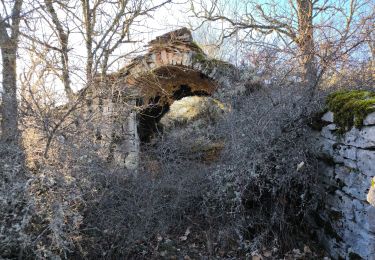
[78, 84, 323, 258]
[1, 82, 325, 259]
[0, 143, 30, 258]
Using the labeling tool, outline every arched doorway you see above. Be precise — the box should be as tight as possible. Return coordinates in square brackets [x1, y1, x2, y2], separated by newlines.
[134, 66, 217, 144]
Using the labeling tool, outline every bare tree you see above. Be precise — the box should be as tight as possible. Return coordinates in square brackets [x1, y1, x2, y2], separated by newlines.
[78, 0, 172, 86]
[191, 0, 373, 105]
[0, 0, 23, 143]
[22, 0, 171, 100]
[19, 0, 172, 157]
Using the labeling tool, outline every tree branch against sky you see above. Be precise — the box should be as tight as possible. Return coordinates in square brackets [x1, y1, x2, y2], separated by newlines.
[190, 0, 374, 105]
[16, 0, 173, 157]
[18, 0, 173, 99]
[44, 0, 74, 102]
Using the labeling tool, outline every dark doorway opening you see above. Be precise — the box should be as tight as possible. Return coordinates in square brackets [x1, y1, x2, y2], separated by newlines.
[137, 84, 210, 144]
[172, 84, 209, 100]
[138, 103, 169, 143]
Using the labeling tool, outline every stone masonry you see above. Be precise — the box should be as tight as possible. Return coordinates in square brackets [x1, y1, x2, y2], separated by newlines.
[85, 28, 237, 170]
[315, 111, 375, 259]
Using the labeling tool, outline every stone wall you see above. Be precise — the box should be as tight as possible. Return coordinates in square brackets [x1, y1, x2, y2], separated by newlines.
[315, 111, 375, 259]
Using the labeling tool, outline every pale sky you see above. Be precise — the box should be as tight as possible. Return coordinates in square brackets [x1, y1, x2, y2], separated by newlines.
[10, 0, 232, 102]
[0, 0, 373, 103]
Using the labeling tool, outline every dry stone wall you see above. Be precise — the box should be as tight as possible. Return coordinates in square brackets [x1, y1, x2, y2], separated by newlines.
[316, 111, 375, 259]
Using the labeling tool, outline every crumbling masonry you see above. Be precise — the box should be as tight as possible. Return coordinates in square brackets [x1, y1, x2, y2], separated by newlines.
[85, 28, 236, 169]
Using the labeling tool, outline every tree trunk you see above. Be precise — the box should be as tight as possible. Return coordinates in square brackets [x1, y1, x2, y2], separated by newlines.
[81, 0, 94, 87]
[44, 0, 74, 102]
[370, 40, 375, 78]
[296, 0, 318, 102]
[1, 47, 19, 143]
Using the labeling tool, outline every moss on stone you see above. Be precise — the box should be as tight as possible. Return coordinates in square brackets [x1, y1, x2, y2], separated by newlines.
[192, 52, 207, 63]
[190, 41, 204, 53]
[205, 58, 231, 68]
[326, 90, 375, 133]
[192, 52, 232, 73]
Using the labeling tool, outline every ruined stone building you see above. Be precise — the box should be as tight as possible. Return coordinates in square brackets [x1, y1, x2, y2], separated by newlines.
[84, 28, 236, 169]
[69, 29, 375, 259]
[16, 27, 375, 259]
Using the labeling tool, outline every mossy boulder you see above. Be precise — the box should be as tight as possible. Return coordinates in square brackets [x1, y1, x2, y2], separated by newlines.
[326, 90, 375, 133]
[160, 96, 228, 130]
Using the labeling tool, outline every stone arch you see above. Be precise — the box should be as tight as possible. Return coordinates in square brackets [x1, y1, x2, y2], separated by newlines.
[119, 27, 235, 90]
[120, 28, 234, 145]
[95, 28, 236, 170]
[133, 66, 217, 144]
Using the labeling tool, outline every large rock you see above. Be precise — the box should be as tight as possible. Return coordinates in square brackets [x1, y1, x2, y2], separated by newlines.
[159, 96, 229, 161]
[322, 111, 334, 123]
[343, 127, 375, 148]
[160, 96, 228, 130]
[357, 149, 375, 177]
[321, 123, 375, 149]
[364, 112, 375, 126]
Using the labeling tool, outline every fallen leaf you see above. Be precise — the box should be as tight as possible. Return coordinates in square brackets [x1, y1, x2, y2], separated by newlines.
[251, 251, 263, 260]
[179, 226, 191, 241]
[297, 161, 305, 171]
[263, 250, 272, 257]
[179, 235, 188, 241]
[184, 226, 191, 236]
[303, 245, 312, 254]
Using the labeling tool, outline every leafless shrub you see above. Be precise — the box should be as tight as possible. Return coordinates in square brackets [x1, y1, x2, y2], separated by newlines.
[8, 66, 325, 259]
[0, 143, 30, 258]
[203, 85, 322, 252]
[76, 82, 323, 258]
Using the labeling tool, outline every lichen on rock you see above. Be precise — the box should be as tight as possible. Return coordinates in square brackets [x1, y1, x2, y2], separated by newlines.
[326, 90, 375, 133]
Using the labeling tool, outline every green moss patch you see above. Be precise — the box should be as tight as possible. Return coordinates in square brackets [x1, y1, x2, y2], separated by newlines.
[326, 90, 375, 133]
[192, 52, 233, 74]
[190, 42, 233, 71]
[190, 41, 204, 53]
[192, 52, 207, 63]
